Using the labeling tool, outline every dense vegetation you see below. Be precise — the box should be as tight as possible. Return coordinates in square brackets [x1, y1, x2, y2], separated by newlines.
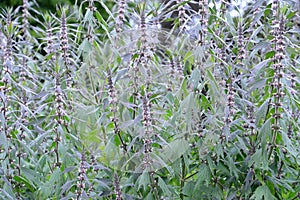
[0, 0, 300, 199]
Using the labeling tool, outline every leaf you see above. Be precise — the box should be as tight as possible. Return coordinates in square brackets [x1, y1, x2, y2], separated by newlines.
[207, 27, 227, 46]
[193, 164, 211, 195]
[265, 51, 275, 59]
[13, 175, 36, 192]
[138, 172, 151, 191]
[40, 168, 61, 198]
[259, 118, 272, 144]
[159, 139, 189, 164]
[249, 148, 268, 170]
[83, 9, 93, 23]
[21, 167, 43, 186]
[189, 68, 202, 89]
[251, 59, 270, 75]
[0, 183, 15, 200]
[207, 69, 224, 104]
[250, 185, 275, 200]
[250, 41, 270, 59]
[255, 98, 269, 124]
[95, 11, 112, 41]
[179, 93, 196, 130]
[78, 38, 92, 55]
[114, 68, 129, 83]
[157, 177, 172, 197]
[183, 181, 195, 198]
[226, 155, 239, 178]
[61, 180, 74, 195]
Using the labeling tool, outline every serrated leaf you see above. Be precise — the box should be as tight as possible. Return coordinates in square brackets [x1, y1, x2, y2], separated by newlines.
[159, 139, 189, 164]
[250, 185, 275, 200]
[157, 177, 172, 196]
[138, 171, 151, 191]
[193, 164, 211, 194]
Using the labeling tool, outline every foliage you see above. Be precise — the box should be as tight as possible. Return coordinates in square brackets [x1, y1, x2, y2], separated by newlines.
[0, 0, 74, 10]
[0, 0, 300, 199]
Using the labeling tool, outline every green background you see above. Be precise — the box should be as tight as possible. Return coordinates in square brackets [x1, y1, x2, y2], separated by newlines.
[0, 0, 76, 11]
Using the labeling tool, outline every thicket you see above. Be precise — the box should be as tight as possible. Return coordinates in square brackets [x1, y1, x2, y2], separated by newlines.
[0, 0, 300, 199]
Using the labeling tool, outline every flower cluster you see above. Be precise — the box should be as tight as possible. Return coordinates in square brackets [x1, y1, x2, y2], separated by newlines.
[270, 16, 285, 133]
[177, 0, 187, 32]
[60, 12, 69, 65]
[114, 173, 123, 200]
[175, 56, 184, 80]
[271, 0, 279, 18]
[44, 19, 56, 62]
[197, 0, 208, 45]
[142, 92, 153, 170]
[136, 10, 153, 90]
[222, 78, 236, 141]
[54, 75, 68, 127]
[1, 27, 13, 141]
[166, 57, 175, 91]
[0, 18, 22, 194]
[53, 73, 68, 167]
[107, 70, 127, 151]
[18, 1, 32, 141]
[220, 0, 229, 16]
[59, 10, 72, 87]
[165, 56, 184, 91]
[139, 11, 152, 58]
[217, 44, 227, 78]
[237, 22, 247, 68]
[243, 105, 256, 137]
[87, 0, 96, 12]
[85, 0, 96, 43]
[76, 152, 87, 199]
[21, 0, 29, 39]
[90, 154, 99, 173]
[116, 0, 127, 33]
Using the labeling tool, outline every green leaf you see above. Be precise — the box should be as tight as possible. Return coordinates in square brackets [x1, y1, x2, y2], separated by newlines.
[157, 177, 172, 197]
[1, 183, 15, 200]
[183, 181, 195, 198]
[13, 175, 36, 192]
[226, 155, 239, 178]
[249, 148, 268, 170]
[138, 171, 151, 191]
[21, 167, 43, 186]
[40, 168, 61, 198]
[251, 59, 270, 75]
[286, 11, 297, 19]
[193, 164, 211, 195]
[250, 185, 275, 200]
[255, 98, 269, 124]
[95, 11, 112, 41]
[259, 118, 272, 144]
[159, 139, 189, 164]
[265, 51, 275, 59]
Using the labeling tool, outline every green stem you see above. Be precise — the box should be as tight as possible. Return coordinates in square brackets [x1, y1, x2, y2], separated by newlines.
[180, 155, 186, 200]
